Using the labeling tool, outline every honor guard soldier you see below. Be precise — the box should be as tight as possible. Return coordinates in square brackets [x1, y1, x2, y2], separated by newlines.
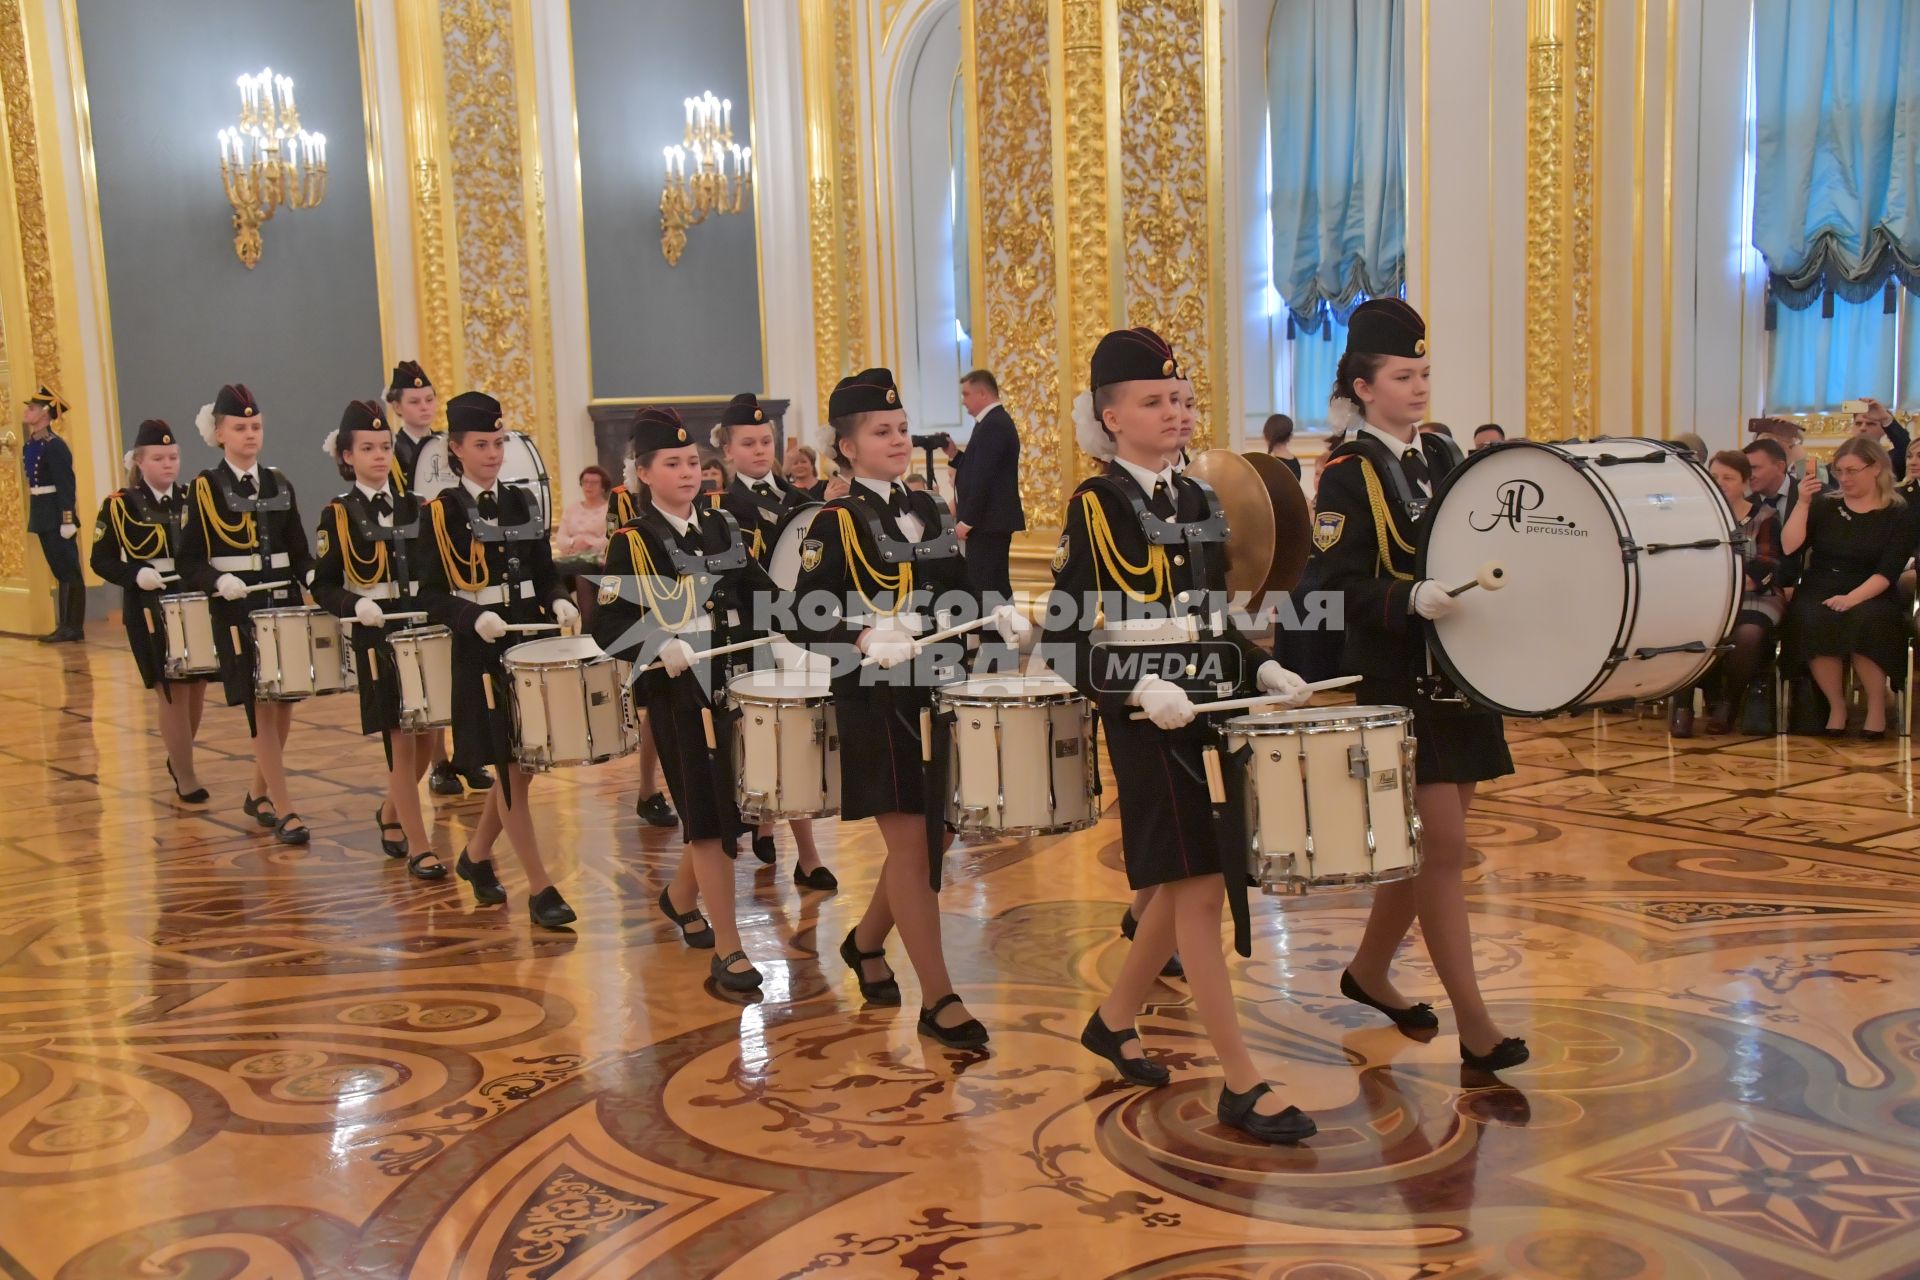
[712, 391, 834, 886]
[1039, 327, 1318, 1143]
[21, 386, 84, 643]
[415, 390, 581, 929]
[311, 400, 447, 882]
[91, 418, 211, 802]
[177, 383, 316, 845]
[1309, 298, 1528, 1075]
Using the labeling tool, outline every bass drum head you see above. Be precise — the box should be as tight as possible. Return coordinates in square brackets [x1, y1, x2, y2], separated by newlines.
[409, 431, 551, 533]
[410, 435, 457, 503]
[1421, 442, 1627, 715]
[767, 502, 823, 590]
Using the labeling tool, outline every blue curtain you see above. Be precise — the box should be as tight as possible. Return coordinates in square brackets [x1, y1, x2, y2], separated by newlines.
[1767, 290, 1897, 410]
[1267, 0, 1404, 331]
[1291, 310, 1350, 429]
[1753, 0, 1920, 309]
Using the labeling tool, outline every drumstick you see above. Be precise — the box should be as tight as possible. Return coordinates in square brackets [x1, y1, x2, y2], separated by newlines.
[245, 579, 293, 595]
[1202, 745, 1226, 805]
[856, 614, 997, 668]
[1127, 674, 1363, 720]
[701, 707, 716, 750]
[1444, 560, 1508, 598]
[638, 633, 779, 674]
[500, 622, 561, 633]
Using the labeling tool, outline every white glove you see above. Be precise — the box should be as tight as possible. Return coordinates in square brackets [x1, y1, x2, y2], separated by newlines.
[215, 573, 249, 602]
[1255, 661, 1313, 708]
[551, 598, 580, 631]
[59, 523, 76, 540]
[858, 627, 918, 670]
[657, 637, 698, 676]
[990, 603, 1033, 648]
[354, 596, 386, 627]
[135, 567, 165, 592]
[1130, 677, 1196, 730]
[1410, 580, 1459, 621]
[474, 611, 508, 643]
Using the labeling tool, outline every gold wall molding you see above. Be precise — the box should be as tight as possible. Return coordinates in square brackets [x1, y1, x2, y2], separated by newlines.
[0, 2, 59, 394]
[1524, 0, 1598, 442]
[1566, 0, 1596, 441]
[800, 0, 868, 419]
[397, 0, 463, 401]
[1058, 0, 1110, 485]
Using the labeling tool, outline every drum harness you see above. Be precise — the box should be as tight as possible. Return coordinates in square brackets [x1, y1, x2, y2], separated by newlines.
[203, 467, 295, 600]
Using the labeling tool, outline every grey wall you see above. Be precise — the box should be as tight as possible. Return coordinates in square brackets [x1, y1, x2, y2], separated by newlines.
[572, 0, 763, 399]
[77, 0, 383, 513]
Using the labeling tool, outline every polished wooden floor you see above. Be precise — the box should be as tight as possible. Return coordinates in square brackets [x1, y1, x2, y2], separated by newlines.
[3, 629, 1919, 1279]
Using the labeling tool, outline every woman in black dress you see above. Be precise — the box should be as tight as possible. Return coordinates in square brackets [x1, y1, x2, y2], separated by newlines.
[1783, 435, 1910, 738]
[90, 419, 211, 804]
[1673, 450, 1785, 736]
[1307, 299, 1528, 1075]
[310, 400, 447, 881]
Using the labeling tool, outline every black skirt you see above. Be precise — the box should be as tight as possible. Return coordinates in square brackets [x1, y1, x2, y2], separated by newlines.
[1785, 590, 1908, 679]
[1356, 675, 1512, 786]
[449, 629, 515, 774]
[1100, 705, 1231, 890]
[643, 671, 740, 843]
[348, 624, 405, 737]
[836, 683, 935, 821]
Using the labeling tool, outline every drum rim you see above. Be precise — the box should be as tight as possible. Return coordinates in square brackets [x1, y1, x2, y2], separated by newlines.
[948, 814, 1098, 838]
[1224, 704, 1412, 733]
[502, 637, 610, 667]
[725, 670, 832, 704]
[388, 624, 452, 642]
[1415, 436, 1740, 718]
[934, 685, 1085, 709]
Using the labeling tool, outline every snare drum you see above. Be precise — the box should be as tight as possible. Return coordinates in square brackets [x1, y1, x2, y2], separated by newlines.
[389, 626, 454, 730]
[935, 675, 1096, 837]
[253, 607, 355, 701]
[1227, 705, 1420, 894]
[158, 592, 220, 679]
[727, 668, 839, 819]
[503, 635, 637, 769]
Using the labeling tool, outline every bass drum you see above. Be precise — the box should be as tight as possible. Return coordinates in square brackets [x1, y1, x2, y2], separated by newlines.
[1420, 437, 1743, 716]
[766, 502, 824, 590]
[411, 430, 553, 532]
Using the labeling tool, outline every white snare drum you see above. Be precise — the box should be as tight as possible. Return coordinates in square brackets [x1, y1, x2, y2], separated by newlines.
[389, 626, 454, 730]
[935, 674, 1096, 838]
[727, 668, 840, 820]
[766, 503, 823, 590]
[158, 592, 219, 679]
[412, 430, 552, 532]
[252, 607, 355, 701]
[503, 635, 636, 769]
[1423, 438, 1742, 715]
[1227, 705, 1420, 894]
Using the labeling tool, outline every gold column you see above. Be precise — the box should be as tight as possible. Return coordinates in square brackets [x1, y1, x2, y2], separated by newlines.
[800, 0, 868, 419]
[1525, 0, 1598, 441]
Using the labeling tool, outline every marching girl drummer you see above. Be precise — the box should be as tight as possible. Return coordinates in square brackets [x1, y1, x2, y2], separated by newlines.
[90, 419, 210, 804]
[604, 423, 676, 833]
[1040, 328, 1317, 1144]
[793, 368, 1029, 1048]
[592, 406, 785, 993]
[714, 392, 835, 890]
[177, 383, 316, 846]
[309, 400, 447, 882]
[1309, 298, 1528, 1074]
[415, 391, 581, 929]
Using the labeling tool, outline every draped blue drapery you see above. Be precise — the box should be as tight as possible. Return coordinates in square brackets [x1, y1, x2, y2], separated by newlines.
[1267, 0, 1404, 331]
[1766, 291, 1897, 411]
[1753, 0, 1920, 309]
[1290, 310, 1349, 430]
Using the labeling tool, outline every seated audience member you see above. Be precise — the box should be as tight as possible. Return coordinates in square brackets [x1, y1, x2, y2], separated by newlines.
[1472, 423, 1505, 451]
[1852, 397, 1910, 481]
[784, 443, 829, 499]
[1672, 451, 1784, 737]
[701, 451, 729, 499]
[1262, 413, 1301, 479]
[1744, 435, 1796, 527]
[555, 465, 613, 559]
[1782, 436, 1910, 739]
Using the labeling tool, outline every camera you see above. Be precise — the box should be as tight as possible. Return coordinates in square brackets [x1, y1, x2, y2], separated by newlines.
[912, 432, 951, 452]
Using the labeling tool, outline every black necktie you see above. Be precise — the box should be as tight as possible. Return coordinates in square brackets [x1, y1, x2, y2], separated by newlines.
[371, 493, 392, 518]
[889, 485, 911, 519]
[1401, 447, 1432, 492]
[752, 481, 774, 500]
[1148, 479, 1177, 520]
[235, 472, 256, 497]
[478, 489, 499, 519]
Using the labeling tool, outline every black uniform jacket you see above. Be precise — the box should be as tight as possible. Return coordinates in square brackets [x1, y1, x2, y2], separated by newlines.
[90, 480, 193, 690]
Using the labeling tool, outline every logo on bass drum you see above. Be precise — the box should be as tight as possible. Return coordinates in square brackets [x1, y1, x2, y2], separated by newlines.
[1468, 478, 1586, 536]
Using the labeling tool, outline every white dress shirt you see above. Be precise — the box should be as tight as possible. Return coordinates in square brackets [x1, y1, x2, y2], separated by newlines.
[1114, 455, 1180, 521]
[856, 474, 925, 541]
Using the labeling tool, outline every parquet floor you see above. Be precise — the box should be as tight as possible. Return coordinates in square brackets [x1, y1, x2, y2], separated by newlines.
[2, 628, 1919, 1279]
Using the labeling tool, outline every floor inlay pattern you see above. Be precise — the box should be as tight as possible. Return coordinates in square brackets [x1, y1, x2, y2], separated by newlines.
[0, 633, 1917, 1278]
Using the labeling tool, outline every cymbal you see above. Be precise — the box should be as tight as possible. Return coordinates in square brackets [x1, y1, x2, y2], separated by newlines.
[1183, 449, 1313, 594]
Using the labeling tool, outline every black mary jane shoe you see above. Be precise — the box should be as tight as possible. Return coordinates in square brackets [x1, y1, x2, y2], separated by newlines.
[657, 888, 714, 949]
[460, 766, 494, 791]
[273, 813, 311, 847]
[839, 927, 901, 1005]
[1460, 1037, 1531, 1074]
[711, 950, 765, 993]
[1339, 970, 1440, 1032]
[428, 763, 465, 796]
[918, 993, 989, 1050]
[528, 886, 577, 929]
[407, 851, 448, 881]
[1080, 1011, 1170, 1087]
[751, 833, 778, 865]
[1217, 1082, 1317, 1144]
[1119, 907, 1185, 979]
[375, 807, 409, 859]
[166, 761, 209, 805]
[793, 863, 839, 892]
[242, 793, 277, 828]
[456, 849, 507, 906]
[634, 791, 678, 828]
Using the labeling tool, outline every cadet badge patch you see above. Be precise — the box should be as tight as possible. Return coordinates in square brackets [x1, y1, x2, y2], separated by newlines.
[1052, 534, 1070, 573]
[1312, 511, 1344, 551]
[800, 539, 824, 573]
[317, 528, 331, 558]
[598, 575, 620, 605]
[93, 517, 107, 542]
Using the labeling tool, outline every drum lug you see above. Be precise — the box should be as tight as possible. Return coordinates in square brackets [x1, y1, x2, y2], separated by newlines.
[1255, 854, 1307, 896]
[1347, 744, 1369, 781]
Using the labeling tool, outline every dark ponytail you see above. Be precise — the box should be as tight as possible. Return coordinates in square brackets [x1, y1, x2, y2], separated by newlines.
[1330, 350, 1390, 418]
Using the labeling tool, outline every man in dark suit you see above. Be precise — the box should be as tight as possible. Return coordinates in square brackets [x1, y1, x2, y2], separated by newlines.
[946, 369, 1024, 602]
[1853, 398, 1910, 480]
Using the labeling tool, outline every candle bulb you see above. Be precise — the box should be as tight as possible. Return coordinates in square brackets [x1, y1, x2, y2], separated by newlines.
[723, 98, 731, 133]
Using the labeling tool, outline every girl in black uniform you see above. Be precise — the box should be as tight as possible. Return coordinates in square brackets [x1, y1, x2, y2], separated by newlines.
[177, 384, 316, 846]
[90, 419, 210, 804]
[1042, 328, 1317, 1143]
[793, 369, 1028, 1048]
[310, 400, 447, 882]
[593, 406, 784, 992]
[1308, 299, 1528, 1074]
[415, 392, 581, 929]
